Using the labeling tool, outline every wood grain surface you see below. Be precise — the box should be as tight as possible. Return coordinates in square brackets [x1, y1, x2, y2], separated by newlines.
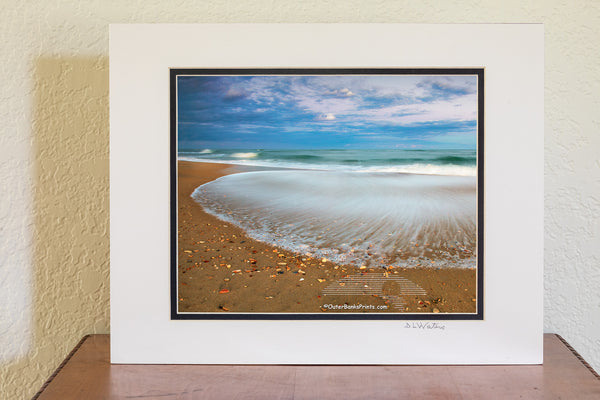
[34, 334, 600, 399]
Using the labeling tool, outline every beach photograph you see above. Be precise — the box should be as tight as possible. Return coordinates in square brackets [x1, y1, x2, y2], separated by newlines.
[173, 71, 482, 317]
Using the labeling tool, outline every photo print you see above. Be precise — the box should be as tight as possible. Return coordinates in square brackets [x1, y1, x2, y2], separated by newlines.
[171, 69, 483, 320]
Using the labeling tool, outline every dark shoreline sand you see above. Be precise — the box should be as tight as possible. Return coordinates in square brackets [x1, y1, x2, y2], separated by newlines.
[177, 160, 477, 314]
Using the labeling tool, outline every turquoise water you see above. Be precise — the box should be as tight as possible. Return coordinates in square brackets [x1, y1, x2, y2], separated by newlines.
[179, 148, 477, 177]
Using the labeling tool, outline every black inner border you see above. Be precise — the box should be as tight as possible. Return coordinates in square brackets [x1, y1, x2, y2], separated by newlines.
[170, 68, 484, 320]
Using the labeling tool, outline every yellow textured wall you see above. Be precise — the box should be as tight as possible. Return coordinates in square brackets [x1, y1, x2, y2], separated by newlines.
[0, 1, 599, 399]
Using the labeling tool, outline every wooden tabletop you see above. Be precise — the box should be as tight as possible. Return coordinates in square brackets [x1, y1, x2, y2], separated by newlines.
[34, 334, 600, 399]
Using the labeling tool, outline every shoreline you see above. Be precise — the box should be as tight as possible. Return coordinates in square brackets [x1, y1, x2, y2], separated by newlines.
[177, 160, 477, 314]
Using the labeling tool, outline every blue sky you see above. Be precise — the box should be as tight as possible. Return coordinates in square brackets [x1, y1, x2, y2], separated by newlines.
[177, 74, 478, 150]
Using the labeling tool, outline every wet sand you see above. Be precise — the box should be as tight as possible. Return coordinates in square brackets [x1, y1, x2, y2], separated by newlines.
[177, 161, 477, 314]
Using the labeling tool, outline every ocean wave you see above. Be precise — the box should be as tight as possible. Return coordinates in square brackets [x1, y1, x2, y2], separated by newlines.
[360, 164, 476, 177]
[433, 155, 474, 165]
[192, 170, 477, 269]
[178, 156, 476, 176]
[231, 152, 259, 158]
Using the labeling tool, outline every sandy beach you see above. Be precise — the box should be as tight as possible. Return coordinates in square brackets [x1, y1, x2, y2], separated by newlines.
[177, 160, 477, 314]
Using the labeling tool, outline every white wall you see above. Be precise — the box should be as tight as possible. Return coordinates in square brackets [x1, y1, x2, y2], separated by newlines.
[0, 1, 598, 398]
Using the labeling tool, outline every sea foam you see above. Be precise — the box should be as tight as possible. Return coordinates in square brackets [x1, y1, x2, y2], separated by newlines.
[191, 170, 477, 268]
[231, 152, 259, 158]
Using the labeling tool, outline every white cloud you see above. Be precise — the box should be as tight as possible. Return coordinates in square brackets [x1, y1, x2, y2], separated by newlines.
[316, 113, 336, 121]
[297, 95, 357, 117]
[223, 87, 246, 100]
[229, 75, 478, 126]
[351, 93, 478, 125]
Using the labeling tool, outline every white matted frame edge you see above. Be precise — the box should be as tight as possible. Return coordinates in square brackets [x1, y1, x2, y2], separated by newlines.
[110, 24, 543, 364]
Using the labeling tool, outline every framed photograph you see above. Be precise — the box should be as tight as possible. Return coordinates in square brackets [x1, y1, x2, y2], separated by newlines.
[171, 69, 484, 320]
[111, 24, 543, 364]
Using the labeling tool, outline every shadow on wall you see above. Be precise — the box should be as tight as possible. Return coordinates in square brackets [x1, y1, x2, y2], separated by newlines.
[0, 57, 110, 399]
